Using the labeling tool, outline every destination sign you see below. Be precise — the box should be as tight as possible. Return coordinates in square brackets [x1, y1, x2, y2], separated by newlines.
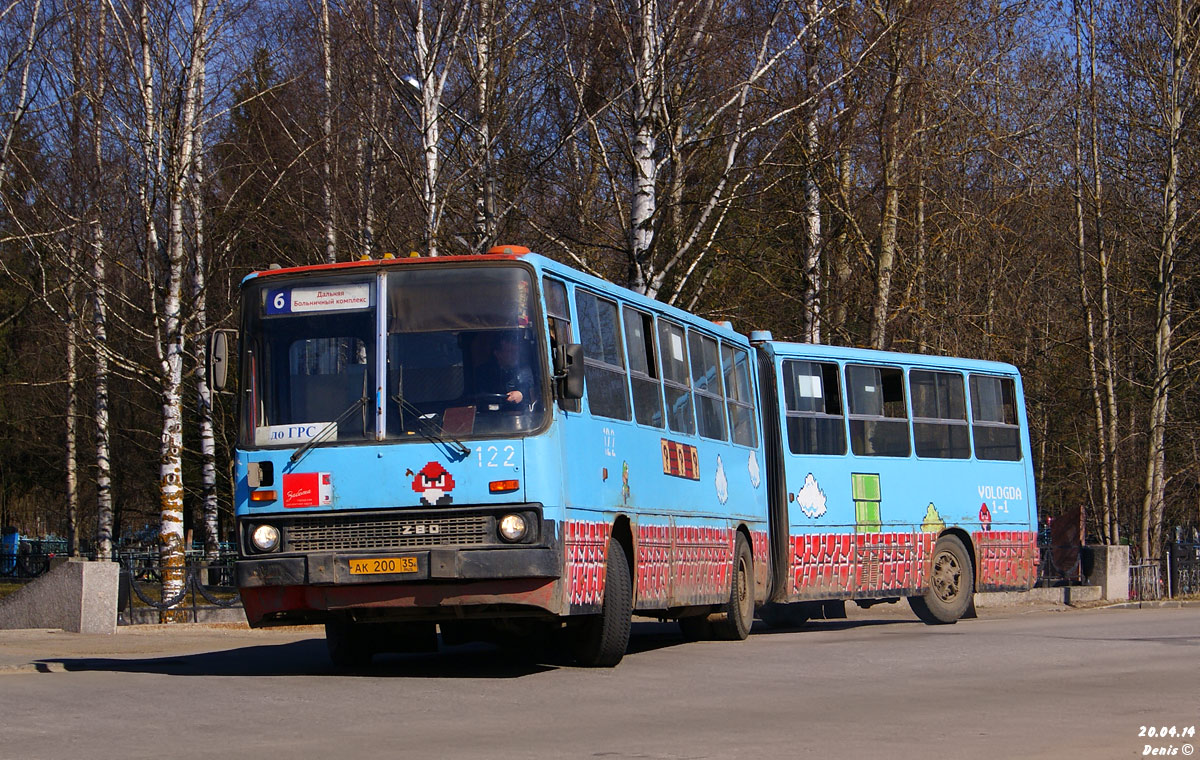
[266, 283, 371, 315]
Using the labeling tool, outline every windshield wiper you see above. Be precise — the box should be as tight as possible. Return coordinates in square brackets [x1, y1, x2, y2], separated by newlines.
[289, 395, 369, 465]
[391, 394, 470, 456]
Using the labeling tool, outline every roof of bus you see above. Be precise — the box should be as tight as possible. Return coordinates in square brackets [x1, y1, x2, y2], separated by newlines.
[239, 251, 523, 285]
[761, 339, 1022, 377]
[240, 246, 747, 343]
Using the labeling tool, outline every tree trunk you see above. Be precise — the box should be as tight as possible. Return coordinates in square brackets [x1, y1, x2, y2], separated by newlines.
[1073, 0, 1111, 544]
[320, 0, 337, 264]
[628, 0, 661, 293]
[1140, 0, 1183, 562]
[801, 0, 822, 344]
[158, 0, 207, 620]
[65, 269, 79, 557]
[869, 43, 906, 351]
[190, 33, 219, 563]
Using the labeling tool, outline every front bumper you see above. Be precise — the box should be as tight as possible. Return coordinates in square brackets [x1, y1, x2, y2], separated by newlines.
[236, 544, 561, 588]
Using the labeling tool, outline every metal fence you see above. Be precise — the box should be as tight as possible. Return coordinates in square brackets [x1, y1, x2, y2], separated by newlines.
[1167, 543, 1200, 598]
[1129, 562, 1164, 601]
[0, 551, 52, 579]
[117, 552, 242, 624]
[1034, 543, 1085, 587]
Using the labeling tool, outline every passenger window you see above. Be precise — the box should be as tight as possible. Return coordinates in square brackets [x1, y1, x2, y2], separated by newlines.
[846, 364, 910, 457]
[575, 291, 631, 421]
[657, 319, 695, 435]
[722, 344, 757, 447]
[910, 370, 969, 459]
[689, 332, 727, 441]
[783, 360, 846, 455]
[624, 307, 664, 428]
[543, 277, 579, 412]
[970, 374, 1022, 461]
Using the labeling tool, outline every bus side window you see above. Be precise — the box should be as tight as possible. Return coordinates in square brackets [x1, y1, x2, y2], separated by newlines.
[783, 360, 846, 455]
[910, 370, 969, 459]
[689, 332, 727, 441]
[575, 290, 632, 421]
[970, 374, 1021, 461]
[847, 364, 910, 457]
[722, 343, 757, 447]
[624, 306, 664, 427]
[657, 319, 695, 435]
[543, 276, 580, 412]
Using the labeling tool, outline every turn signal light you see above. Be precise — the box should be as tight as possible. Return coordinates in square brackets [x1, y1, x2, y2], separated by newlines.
[250, 490, 278, 502]
[489, 480, 520, 494]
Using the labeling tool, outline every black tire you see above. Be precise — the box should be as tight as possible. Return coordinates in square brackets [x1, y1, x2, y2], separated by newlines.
[759, 602, 811, 629]
[909, 535, 974, 625]
[325, 618, 374, 668]
[571, 538, 632, 667]
[709, 533, 755, 641]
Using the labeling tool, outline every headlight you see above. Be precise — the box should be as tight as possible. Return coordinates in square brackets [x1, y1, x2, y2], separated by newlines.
[251, 524, 281, 552]
[498, 514, 528, 542]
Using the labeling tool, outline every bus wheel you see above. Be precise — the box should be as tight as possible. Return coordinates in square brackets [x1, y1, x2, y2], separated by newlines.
[710, 533, 755, 641]
[909, 535, 974, 624]
[571, 539, 632, 667]
[325, 617, 374, 668]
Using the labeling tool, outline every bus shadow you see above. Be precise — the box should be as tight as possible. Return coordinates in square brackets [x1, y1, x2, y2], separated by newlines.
[38, 622, 684, 679]
[40, 618, 904, 678]
[749, 617, 923, 635]
[42, 639, 557, 679]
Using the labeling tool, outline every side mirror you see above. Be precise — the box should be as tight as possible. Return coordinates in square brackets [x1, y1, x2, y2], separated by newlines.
[553, 343, 584, 400]
[208, 329, 236, 392]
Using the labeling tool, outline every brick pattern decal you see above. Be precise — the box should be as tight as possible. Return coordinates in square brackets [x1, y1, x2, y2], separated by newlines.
[857, 532, 934, 592]
[790, 533, 857, 595]
[636, 523, 672, 606]
[632, 523, 738, 608]
[973, 530, 1038, 589]
[673, 526, 735, 606]
[789, 530, 1037, 597]
[750, 529, 770, 597]
[660, 439, 700, 480]
[564, 521, 610, 607]
[790, 532, 936, 596]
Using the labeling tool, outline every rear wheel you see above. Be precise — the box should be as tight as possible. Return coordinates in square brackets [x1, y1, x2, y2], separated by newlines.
[571, 538, 632, 667]
[709, 533, 755, 641]
[909, 535, 974, 624]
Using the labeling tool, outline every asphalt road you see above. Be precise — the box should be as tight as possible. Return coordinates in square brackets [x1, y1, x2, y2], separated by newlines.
[0, 603, 1196, 760]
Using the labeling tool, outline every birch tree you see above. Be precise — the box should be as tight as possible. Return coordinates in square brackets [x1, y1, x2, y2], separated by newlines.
[1136, 0, 1196, 560]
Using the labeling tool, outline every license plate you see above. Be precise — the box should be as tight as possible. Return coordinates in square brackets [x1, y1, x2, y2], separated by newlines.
[348, 556, 418, 575]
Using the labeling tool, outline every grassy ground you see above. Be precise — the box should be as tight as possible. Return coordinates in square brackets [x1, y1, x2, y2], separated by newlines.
[0, 581, 24, 602]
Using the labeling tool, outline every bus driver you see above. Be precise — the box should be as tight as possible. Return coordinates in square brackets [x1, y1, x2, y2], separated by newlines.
[477, 333, 534, 407]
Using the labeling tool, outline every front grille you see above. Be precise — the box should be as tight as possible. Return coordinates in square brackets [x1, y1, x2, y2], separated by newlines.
[284, 514, 490, 552]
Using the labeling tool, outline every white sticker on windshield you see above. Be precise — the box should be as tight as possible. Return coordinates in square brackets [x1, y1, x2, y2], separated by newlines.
[255, 423, 336, 446]
[267, 283, 370, 315]
[671, 333, 684, 361]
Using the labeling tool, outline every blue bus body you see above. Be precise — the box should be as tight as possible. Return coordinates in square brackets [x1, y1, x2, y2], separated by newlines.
[230, 247, 1036, 664]
[756, 341, 1038, 607]
[234, 250, 769, 654]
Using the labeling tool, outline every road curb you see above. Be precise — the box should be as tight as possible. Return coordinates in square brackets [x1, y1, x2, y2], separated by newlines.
[1101, 600, 1200, 609]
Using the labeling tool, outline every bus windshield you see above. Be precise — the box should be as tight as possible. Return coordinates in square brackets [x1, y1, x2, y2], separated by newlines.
[385, 266, 544, 439]
[239, 264, 546, 448]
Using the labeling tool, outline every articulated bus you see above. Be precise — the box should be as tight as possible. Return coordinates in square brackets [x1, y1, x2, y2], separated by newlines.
[217, 245, 1037, 667]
